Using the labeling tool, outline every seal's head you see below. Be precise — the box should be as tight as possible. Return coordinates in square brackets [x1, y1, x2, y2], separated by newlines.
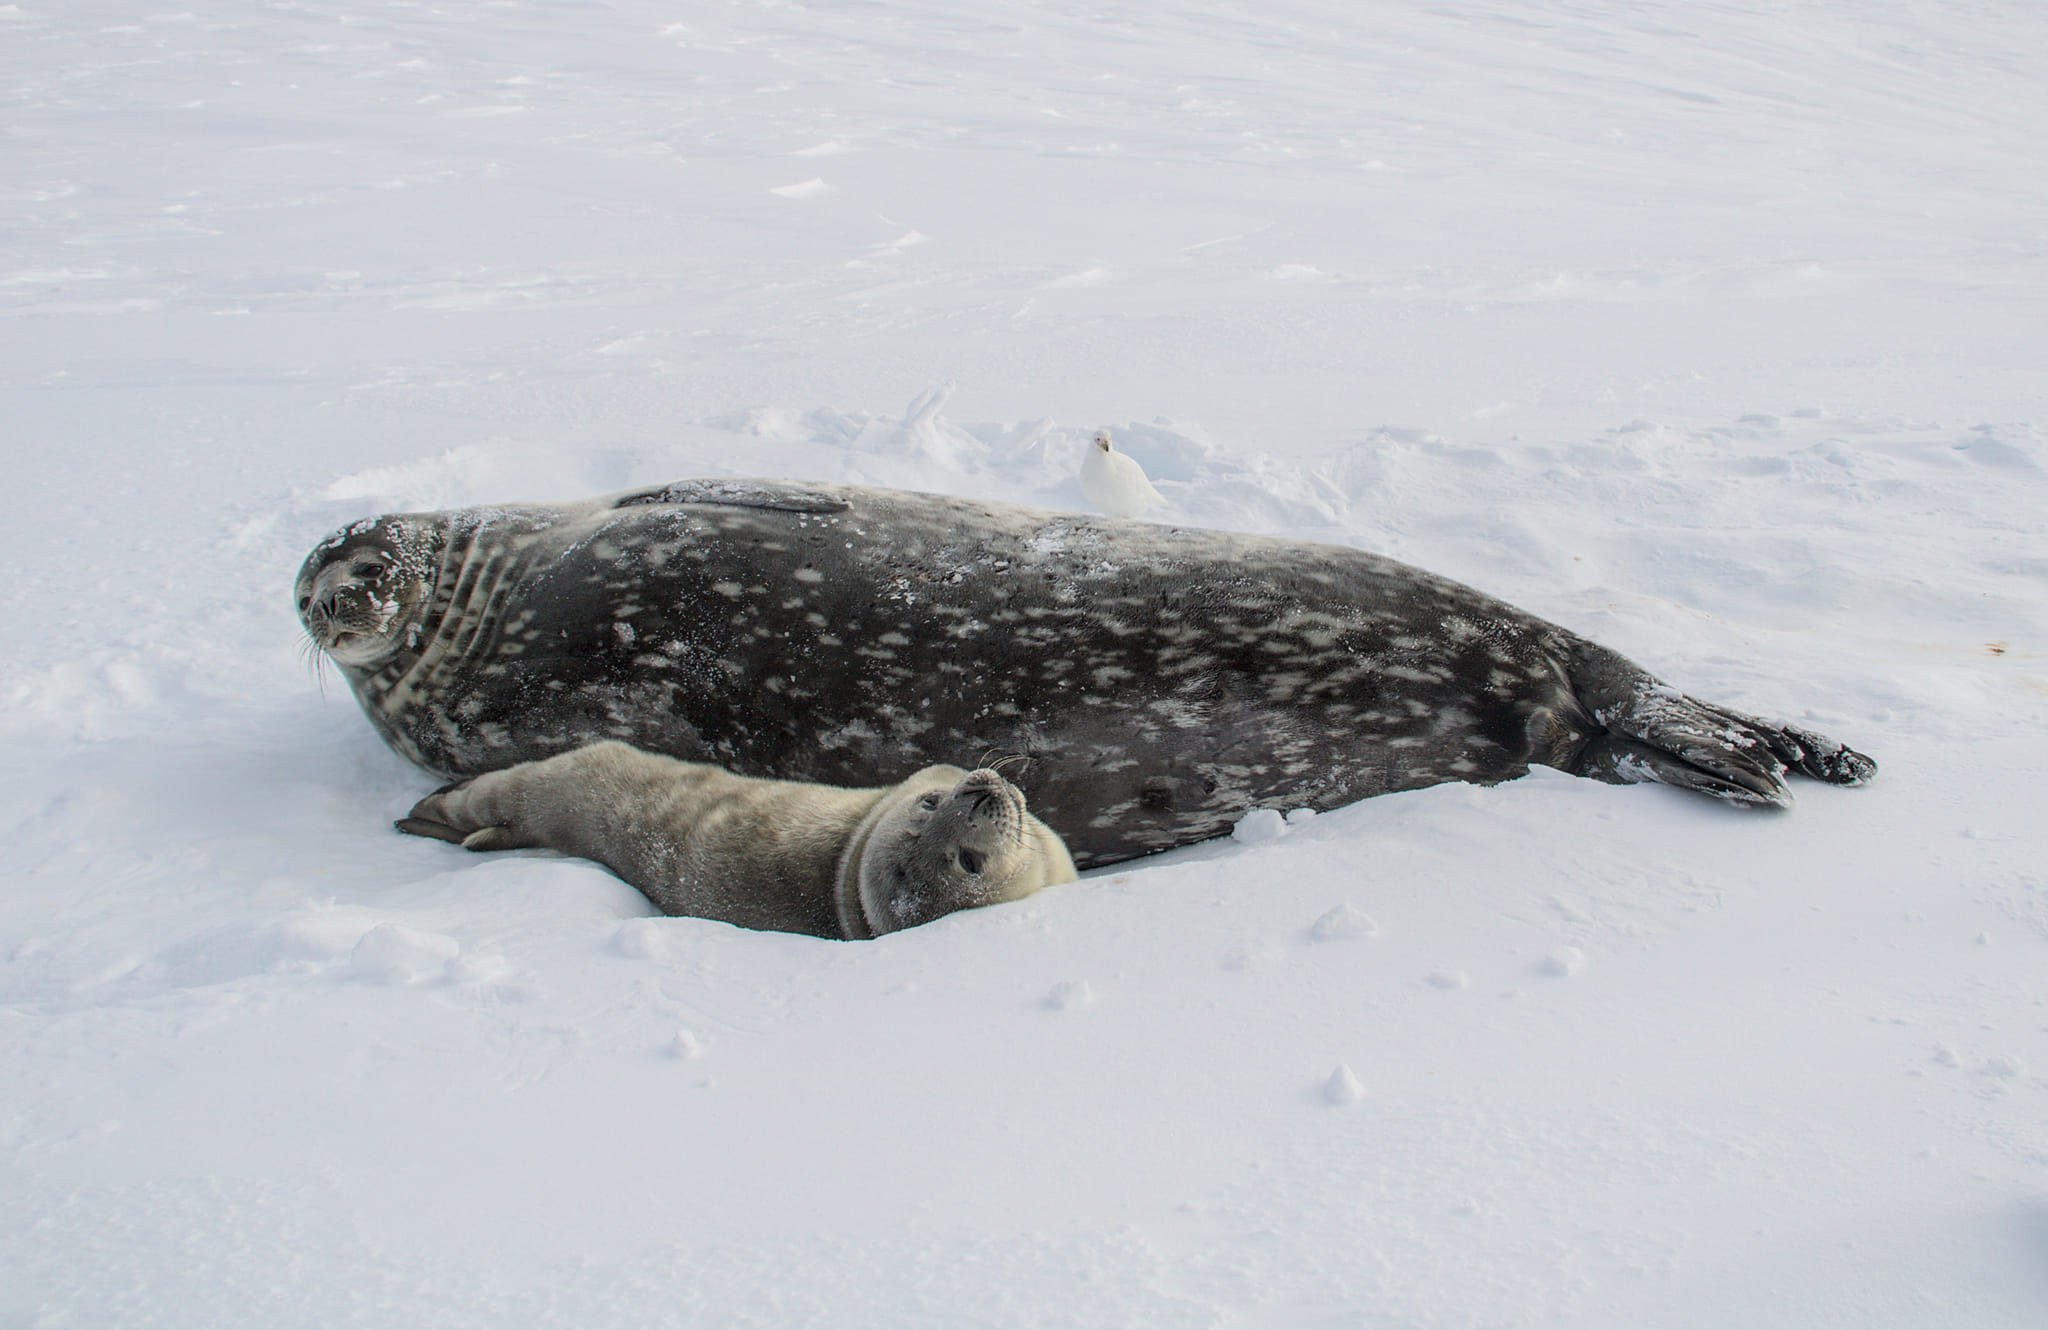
[841, 766, 1078, 937]
[294, 517, 444, 668]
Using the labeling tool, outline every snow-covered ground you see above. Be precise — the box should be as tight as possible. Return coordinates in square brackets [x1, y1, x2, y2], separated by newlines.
[5, 1, 2045, 1324]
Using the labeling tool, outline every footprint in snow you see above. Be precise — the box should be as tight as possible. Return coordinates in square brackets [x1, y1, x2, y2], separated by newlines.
[1222, 940, 1282, 971]
[349, 923, 462, 985]
[612, 919, 670, 961]
[443, 951, 511, 985]
[1046, 979, 1094, 1010]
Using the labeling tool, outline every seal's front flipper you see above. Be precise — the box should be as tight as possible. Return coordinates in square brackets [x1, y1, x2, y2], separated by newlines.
[395, 815, 527, 852]
[395, 815, 471, 844]
[613, 479, 852, 514]
[397, 777, 542, 853]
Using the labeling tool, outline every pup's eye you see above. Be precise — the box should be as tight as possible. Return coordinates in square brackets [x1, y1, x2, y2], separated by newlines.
[918, 793, 942, 810]
[351, 561, 385, 579]
[957, 848, 984, 875]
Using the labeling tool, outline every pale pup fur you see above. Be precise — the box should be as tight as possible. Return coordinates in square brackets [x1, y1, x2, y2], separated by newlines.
[398, 741, 1077, 939]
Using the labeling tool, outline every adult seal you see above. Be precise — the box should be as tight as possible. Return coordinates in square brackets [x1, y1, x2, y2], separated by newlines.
[396, 742, 1077, 938]
[297, 478, 1876, 868]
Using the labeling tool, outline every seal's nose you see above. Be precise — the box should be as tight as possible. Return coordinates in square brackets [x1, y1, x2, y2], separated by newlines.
[300, 561, 358, 628]
[953, 769, 1025, 825]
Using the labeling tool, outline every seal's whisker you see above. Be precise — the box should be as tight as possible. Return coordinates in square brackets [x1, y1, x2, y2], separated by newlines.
[297, 635, 333, 699]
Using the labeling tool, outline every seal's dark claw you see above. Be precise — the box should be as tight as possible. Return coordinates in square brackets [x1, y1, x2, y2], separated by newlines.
[1771, 725, 1877, 786]
[1828, 747, 1878, 785]
[395, 816, 469, 845]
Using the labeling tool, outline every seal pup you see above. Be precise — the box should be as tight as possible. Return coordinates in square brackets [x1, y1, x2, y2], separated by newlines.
[395, 741, 1078, 939]
[1080, 430, 1167, 518]
[298, 478, 1876, 869]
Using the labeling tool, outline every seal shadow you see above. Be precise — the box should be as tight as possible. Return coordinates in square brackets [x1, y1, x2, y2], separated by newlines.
[2015, 1198, 2048, 1304]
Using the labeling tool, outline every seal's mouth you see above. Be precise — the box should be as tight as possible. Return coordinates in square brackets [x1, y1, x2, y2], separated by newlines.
[298, 576, 414, 665]
[299, 594, 368, 653]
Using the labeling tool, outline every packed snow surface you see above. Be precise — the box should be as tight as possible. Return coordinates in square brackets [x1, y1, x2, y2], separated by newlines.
[4, 1, 2045, 1325]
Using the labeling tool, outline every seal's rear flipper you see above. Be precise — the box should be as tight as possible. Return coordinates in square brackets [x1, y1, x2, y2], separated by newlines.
[1570, 694, 1878, 806]
[1562, 638, 1876, 805]
[1701, 706, 1878, 787]
[1572, 734, 1794, 807]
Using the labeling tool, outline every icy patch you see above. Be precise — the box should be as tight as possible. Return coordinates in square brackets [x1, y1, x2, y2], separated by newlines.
[1323, 1064, 1366, 1105]
[1540, 947, 1586, 978]
[768, 178, 830, 200]
[1425, 970, 1469, 991]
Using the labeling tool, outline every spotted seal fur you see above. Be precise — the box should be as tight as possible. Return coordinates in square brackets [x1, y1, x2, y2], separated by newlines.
[297, 479, 1875, 868]
[396, 742, 1075, 938]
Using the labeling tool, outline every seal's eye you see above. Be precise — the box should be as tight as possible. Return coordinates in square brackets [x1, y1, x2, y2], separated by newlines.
[351, 561, 386, 579]
[918, 793, 942, 810]
[297, 595, 312, 612]
[957, 848, 984, 875]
